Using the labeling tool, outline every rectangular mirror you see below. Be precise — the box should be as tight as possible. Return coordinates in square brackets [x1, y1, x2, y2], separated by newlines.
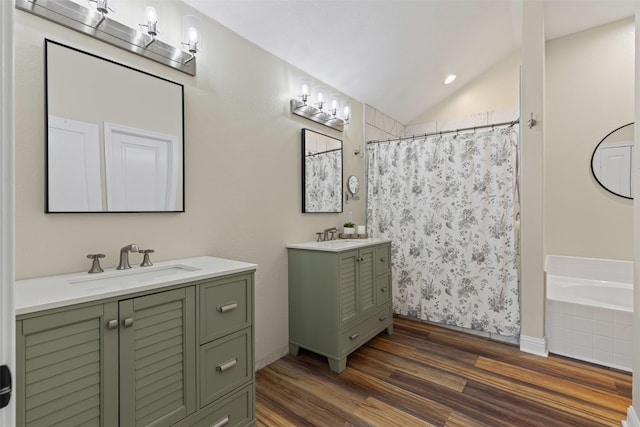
[302, 128, 343, 213]
[45, 39, 184, 213]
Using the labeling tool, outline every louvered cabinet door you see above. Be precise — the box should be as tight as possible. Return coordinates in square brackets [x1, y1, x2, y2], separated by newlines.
[16, 303, 119, 427]
[357, 246, 376, 318]
[338, 250, 358, 325]
[119, 287, 196, 427]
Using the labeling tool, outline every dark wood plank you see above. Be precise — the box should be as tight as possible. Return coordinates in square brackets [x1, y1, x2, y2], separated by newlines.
[256, 316, 632, 426]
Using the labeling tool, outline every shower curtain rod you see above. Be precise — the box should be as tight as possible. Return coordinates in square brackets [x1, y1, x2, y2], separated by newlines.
[366, 119, 519, 145]
[305, 147, 342, 157]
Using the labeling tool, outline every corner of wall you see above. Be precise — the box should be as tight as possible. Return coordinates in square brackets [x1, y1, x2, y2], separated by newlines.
[364, 104, 406, 141]
[519, 334, 549, 357]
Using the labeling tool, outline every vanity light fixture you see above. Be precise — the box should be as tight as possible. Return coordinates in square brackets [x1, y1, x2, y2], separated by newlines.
[182, 15, 202, 64]
[140, 3, 160, 48]
[16, 0, 196, 75]
[89, 0, 113, 28]
[291, 81, 350, 132]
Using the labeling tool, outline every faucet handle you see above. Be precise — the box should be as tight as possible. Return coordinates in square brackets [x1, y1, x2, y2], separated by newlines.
[87, 253, 105, 274]
[139, 249, 155, 267]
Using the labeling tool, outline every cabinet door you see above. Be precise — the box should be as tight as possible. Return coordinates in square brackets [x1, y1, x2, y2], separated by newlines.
[119, 287, 196, 427]
[17, 303, 118, 427]
[358, 246, 376, 317]
[338, 250, 358, 324]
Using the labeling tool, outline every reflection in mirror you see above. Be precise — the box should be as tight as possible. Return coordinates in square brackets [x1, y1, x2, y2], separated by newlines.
[591, 123, 634, 199]
[302, 128, 343, 213]
[46, 39, 184, 213]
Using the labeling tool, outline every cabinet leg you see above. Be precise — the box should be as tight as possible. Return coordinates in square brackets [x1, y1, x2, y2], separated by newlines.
[289, 343, 300, 356]
[328, 357, 347, 373]
[385, 324, 393, 335]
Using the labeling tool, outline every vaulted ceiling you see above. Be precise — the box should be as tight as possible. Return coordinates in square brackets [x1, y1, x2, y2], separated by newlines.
[183, 0, 635, 124]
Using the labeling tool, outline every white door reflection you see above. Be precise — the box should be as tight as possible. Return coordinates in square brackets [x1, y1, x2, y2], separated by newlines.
[104, 123, 179, 211]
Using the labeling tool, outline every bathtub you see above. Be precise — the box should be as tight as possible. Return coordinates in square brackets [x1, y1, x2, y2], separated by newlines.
[545, 255, 633, 372]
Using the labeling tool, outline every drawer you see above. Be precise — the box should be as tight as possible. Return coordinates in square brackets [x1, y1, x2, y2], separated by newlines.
[200, 273, 252, 344]
[376, 273, 391, 306]
[186, 385, 254, 427]
[340, 305, 392, 354]
[201, 328, 253, 408]
[376, 244, 391, 275]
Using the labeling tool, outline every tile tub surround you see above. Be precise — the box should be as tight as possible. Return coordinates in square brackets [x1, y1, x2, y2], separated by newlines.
[545, 255, 633, 371]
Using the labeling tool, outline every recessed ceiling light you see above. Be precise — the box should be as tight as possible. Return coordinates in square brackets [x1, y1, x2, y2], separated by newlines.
[444, 74, 456, 85]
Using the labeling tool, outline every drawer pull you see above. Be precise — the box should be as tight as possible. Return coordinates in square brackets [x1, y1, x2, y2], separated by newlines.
[211, 415, 230, 427]
[123, 318, 134, 328]
[379, 315, 387, 321]
[380, 257, 387, 262]
[349, 332, 359, 340]
[380, 287, 388, 293]
[217, 302, 238, 313]
[106, 319, 118, 330]
[216, 358, 238, 372]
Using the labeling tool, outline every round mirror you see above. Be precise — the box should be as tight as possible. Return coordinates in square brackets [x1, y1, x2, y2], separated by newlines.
[591, 123, 634, 199]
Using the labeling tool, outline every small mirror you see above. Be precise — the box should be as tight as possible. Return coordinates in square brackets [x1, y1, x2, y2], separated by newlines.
[591, 123, 634, 199]
[302, 128, 343, 213]
[46, 39, 184, 213]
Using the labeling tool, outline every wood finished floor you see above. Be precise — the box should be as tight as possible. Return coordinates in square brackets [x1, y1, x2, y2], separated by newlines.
[255, 316, 632, 427]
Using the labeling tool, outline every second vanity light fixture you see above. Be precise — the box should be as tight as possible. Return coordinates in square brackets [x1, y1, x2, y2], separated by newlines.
[291, 81, 351, 132]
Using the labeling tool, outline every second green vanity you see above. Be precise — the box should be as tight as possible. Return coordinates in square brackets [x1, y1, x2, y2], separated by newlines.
[287, 239, 393, 373]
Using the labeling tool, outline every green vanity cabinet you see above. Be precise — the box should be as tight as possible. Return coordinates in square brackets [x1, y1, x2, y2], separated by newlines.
[288, 240, 393, 373]
[16, 270, 255, 427]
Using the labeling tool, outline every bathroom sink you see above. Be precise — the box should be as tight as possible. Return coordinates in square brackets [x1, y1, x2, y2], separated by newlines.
[287, 238, 390, 252]
[68, 264, 201, 286]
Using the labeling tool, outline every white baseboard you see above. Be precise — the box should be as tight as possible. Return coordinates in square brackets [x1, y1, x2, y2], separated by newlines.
[624, 406, 640, 427]
[519, 334, 548, 357]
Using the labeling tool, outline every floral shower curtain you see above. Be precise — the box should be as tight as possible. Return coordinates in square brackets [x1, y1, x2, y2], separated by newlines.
[305, 150, 342, 212]
[367, 127, 520, 337]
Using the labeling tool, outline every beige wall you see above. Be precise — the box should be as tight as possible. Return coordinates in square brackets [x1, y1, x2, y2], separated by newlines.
[545, 17, 634, 261]
[14, 2, 366, 368]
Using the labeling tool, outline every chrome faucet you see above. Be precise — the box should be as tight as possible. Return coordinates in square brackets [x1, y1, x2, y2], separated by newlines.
[117, 243, 139, 270]
[323, 227, 338, 241]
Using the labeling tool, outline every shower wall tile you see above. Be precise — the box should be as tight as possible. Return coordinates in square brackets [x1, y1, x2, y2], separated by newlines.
[487, 107, 519, 124]
[436, 112, 487, 133]
[364, 104, 406, 142]
[405, 122, 437, 136]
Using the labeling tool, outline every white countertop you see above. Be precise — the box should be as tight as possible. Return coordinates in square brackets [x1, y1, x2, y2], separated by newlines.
[15, 256, 257, 316]
[287, 238, 391, 252]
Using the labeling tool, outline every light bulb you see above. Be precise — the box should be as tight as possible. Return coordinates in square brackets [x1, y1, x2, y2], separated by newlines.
[343, 103, 351, 120]
[301, 83, 309, 96]
[145, 6, 157, 24]
[188, 27, 199, 44]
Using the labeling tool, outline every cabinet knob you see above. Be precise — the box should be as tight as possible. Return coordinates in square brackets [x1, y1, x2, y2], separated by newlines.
[379, 257, 387, 263]
[379, 315, 387, 321]
[216, 358, 238, 372]
[217, 302, 238, 313]
[349, 332, 359, 340]
[357, 257, 364, 262]
[106, 319, 118, 330]
[123, 318, 134, 328]
[380, 287, 388, 293]
[211, 415, 230, 427]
